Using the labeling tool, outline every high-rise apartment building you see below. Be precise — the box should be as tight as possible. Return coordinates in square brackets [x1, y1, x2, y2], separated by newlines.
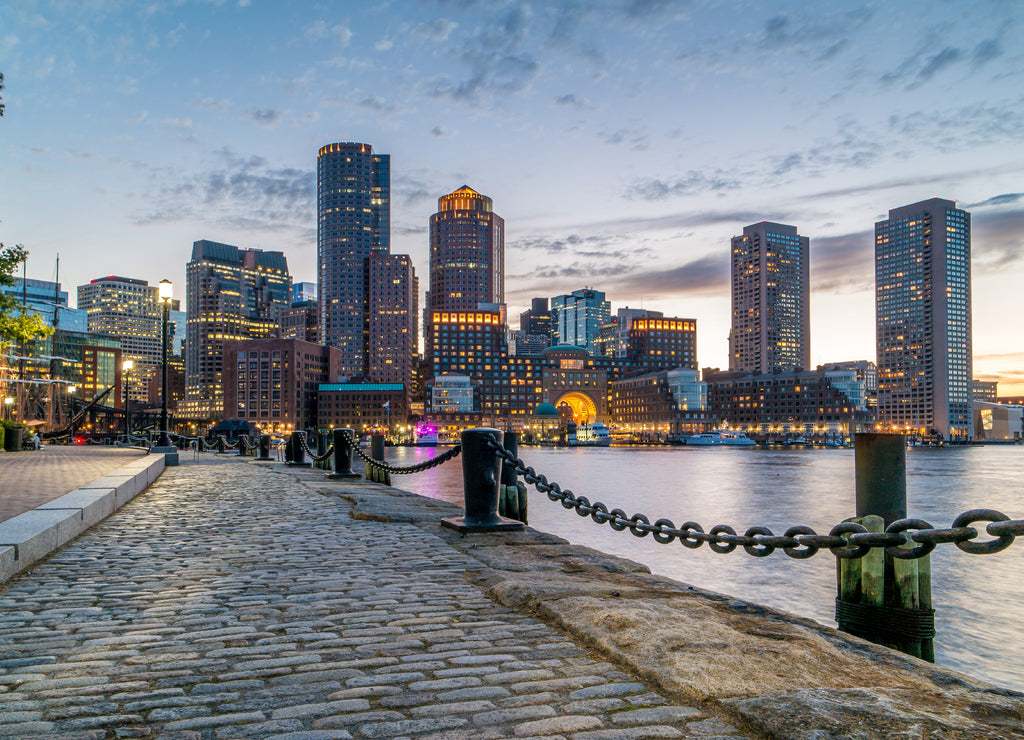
[317, 142, 390, 375]
[550, 289, 611, 355]
[368, 253, 418, 388]
[429, 186, 504, 312]
[77, 276, 162, 403]
[729, 221, 810, 374]
[182, 240, 291, 420]
[875, 198, 973, 439]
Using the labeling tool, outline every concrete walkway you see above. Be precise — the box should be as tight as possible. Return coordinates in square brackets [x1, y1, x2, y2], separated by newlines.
[0, 446, 149, 523]
[0, 455, 748, 740]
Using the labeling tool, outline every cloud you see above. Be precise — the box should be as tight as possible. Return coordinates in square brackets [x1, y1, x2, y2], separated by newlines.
[248, 108, 283, 127]
[887, 102, 1024, 151]
[608, 253, 729, 299]
[161, 117, 192, 130]
[137, 148, 314, 235]
[809, 230, 874, 293]
[554, 93, 586, 107]
[305, 20, 352, 48]
[628, 171, 739, 200]
[414, 18, 457, 42]
[972, 38, 1002, 67]
[430, 125, 454, 138]
[964, 193, 1024, 209]
[973, 208, 1024, 271]
[195, 97, 231, 113]
[375, 38, 394, 51]
[359, 96, 398, 113]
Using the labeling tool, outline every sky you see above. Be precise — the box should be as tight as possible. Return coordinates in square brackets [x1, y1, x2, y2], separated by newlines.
[1, 0, 1023, 393]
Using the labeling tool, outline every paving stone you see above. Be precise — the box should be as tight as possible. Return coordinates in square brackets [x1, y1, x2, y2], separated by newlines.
[514, 715, 604, 736]
[570, 727, 683, 739]
[609, 706, 704, 725]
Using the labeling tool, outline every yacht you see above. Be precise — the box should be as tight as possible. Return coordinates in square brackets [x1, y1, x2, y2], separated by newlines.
[567, 422, 612, 447]
[681, 430, 757, 446]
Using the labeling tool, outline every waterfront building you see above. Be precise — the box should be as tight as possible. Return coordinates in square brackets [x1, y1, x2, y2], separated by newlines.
[610, 368, 712, 440]
[509, 330, 550, 356]
[280, 301, 318, 343]
[818, 361, 877, 410]
[222, 338, 341, 433]
[429, 186, 504, 312]
[292, 282, 317, 303]
[626, 315, 697, 372]
[426, 373, 476, 414]
[973, 401, 1022, 441]
[519, 298, 552, 340]
[973, 379, 998, 403]
[703, 367, 874, 438]
[317, 142, 390, 374]
[875, 198, 973, 439]
[317, 381, 407, 433]
[729, 221, 810, 374]
[428, 305, 509, 424]
[182, 240, 291, 421]
[539, 345, 609, 423]
[146, 357, 185, 413]
[368, 253, 417, 388]
[550, 289, 611, 355]
[0, 277, 87, 333]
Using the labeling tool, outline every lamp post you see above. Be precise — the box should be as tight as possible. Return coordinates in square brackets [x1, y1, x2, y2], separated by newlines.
[122, 358, 133, 443]
[3, 396, 13, 422]
[158, 279, 172, 447]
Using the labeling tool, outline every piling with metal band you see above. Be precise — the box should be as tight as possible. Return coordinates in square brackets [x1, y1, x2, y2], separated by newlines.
[498, 432, 527, 524]
[328, 428, 361, 479]
[287, 431, 311, 467]
[258, 434, 272, 460]
[838, 432, 934, 660]
[442, 428, 525, 533]
[366, 433, 390, 485]
[236, 434, 249, 457]
[215, 435, 228, 454]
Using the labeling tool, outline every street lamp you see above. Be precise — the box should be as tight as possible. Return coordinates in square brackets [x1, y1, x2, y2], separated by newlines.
[3, 396, 13, 422]
[122, 358, 134, 443]
[158, 279, 172, 447]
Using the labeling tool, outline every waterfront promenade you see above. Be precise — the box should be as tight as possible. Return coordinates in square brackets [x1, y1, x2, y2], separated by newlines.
[2, 452, 1023, 739]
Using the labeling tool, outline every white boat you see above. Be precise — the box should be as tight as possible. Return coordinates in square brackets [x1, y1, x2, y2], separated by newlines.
[567, 422, 612, 447]
[682, 430, 757, 446]
[414, 423, 439, 447]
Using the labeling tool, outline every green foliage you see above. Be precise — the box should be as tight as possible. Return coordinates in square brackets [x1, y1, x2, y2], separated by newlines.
[0, 243, 55, 350]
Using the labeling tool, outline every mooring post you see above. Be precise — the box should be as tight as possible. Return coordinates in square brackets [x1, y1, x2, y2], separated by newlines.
[442, 428, 525, 533]
[498, 431, 526, 523]
[328, 428, 361, 479]
[236, 433, 249, 457]
[838, 432, 934, 660]
[258, 434, 271, 460]
[287, 431, 311, 467]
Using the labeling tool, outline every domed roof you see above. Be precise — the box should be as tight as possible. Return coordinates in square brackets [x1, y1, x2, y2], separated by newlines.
[532, 402, 560, 417]
[542, 344, 589, 355]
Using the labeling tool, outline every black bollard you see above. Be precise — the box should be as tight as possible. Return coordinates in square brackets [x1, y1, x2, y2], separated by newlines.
[855, 433, 907, 525]
[287, 431, 311, 467]
[442, 428, 525, 533]
[258, 434, 272, 460]
[328, 428, 361, 479]
[237, 433, 249, 456]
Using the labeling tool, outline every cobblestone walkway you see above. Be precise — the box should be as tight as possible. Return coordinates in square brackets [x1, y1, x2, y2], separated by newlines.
[0, 457, 749, 740]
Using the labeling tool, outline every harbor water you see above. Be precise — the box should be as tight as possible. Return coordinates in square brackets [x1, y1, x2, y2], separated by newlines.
[382, 443, 1024, 692]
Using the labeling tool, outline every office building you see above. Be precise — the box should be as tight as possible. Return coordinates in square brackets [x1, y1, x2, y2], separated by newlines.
[318, 382, 407, 432]
[182, 240, 291, 421]
[317, 142, 390, 374]
[550, 288, 611, 355]
[429, 186, 504, 312]
[368, 253, 417, 387]
[280, 301, 318, 343]
[77, 276, 163, 404]
[626, 315, 697, 372]
[729, 221, 810, 374]
[0, 277, 87, 333]
[292, 282, 317, 303]
[875, 198, 973, 439]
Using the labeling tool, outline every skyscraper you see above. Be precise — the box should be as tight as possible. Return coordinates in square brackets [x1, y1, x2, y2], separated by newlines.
[182, 240, 291, 421]
[317, 142, 390, 375]
[77, 276, 162, 402]
[429, 185, 504, 312]
[729, 221, 810, 374]
[550, 288, 611, 355]
[875, 198, 972, 439]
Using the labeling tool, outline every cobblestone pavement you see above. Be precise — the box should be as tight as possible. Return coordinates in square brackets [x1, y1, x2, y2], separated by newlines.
[0, 455, 751, 740]
[0, 446, 149, 523]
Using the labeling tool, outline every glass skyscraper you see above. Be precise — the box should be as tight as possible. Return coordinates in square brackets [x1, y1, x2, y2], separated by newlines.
[875, 198, 973, 440]
[317, 142, 390, 376]
[550, 288, 611, 355]
[729, 221, 810, 374]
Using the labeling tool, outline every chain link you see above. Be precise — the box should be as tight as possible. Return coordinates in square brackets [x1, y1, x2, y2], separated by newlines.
[482, 434, 1023, 561]
[339, 431, 462, 474]
[296, 433, 335, 462]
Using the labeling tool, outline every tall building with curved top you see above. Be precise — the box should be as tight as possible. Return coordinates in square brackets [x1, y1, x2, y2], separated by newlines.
[429, 185, 504, 312]
[317, 142, 390, 376]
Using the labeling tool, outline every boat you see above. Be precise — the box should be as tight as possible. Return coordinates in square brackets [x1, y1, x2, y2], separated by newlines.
[680, 430, 757, 446]
[414, 423, 439, 447]
[566, 422, 612, 447]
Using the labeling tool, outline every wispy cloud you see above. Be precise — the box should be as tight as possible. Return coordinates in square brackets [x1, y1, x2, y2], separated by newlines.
[628, 171, 739, 200]
[248, 108, 283, 127]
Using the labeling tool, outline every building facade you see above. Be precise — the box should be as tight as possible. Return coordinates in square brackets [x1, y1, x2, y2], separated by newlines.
[182, 240, 291, 421]
[222, 338, 342, 433]
[729, 221, 810, 374]
[875, 198, 973, 439]
[280, 300, 319, 343]
[77, 276, 163, 403]
[317, 142, 390, 374]
[626, 316, 697, 372]
[550, 288, 611, 355]
[317, 382, 407, 433]
[609, 368, 712, 440]
[368, 253, 417, 388]
[428, 186, 504, 313]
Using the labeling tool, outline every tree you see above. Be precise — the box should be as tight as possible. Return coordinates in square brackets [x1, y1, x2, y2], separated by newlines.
[0, 243, 54, 350]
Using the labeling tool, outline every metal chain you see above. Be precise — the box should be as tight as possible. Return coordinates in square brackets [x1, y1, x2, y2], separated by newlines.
[340, 431, 462, 475]
[296, 433, 336, 462]
[483, 434, 1024, 560]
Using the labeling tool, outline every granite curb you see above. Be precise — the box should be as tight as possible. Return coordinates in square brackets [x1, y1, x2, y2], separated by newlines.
[271, 460, 1024, 740]
[0, 451, 166, 584]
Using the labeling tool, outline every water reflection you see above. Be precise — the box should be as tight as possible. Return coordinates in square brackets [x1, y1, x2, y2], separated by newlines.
[383, 444, 1024, 691]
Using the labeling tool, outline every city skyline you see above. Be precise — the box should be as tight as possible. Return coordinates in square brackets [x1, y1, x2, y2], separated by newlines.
[1, 2, 1022, 392]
